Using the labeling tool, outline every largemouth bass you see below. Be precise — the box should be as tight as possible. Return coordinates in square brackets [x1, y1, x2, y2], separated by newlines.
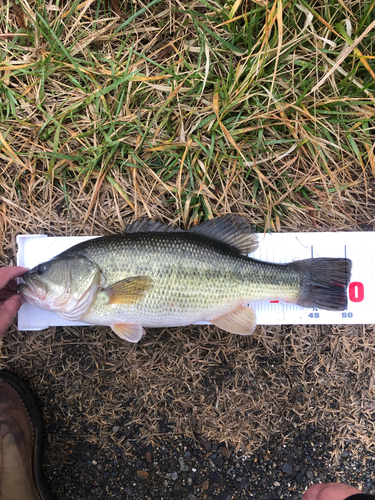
[19, 215, 352, 343]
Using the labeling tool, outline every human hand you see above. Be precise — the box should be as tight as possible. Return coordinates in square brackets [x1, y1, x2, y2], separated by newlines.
[0, 266, 29, 337]
[303, 483, 362, 500]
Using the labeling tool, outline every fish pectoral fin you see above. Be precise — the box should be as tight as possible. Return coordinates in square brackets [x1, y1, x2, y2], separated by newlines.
[209, 305, 257, 335]
[112, 323, 145, 343]
[102, 276, 152, 305]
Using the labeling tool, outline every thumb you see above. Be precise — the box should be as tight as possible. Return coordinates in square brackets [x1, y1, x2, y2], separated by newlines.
[303, 483, 362, 500]
[0, 294, 22, 337]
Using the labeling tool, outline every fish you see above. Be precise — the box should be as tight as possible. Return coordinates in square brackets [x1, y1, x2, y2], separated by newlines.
[18, 215, 352, 343]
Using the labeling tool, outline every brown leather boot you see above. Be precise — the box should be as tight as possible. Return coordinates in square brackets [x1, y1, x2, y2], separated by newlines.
[0, 370, 55, 500]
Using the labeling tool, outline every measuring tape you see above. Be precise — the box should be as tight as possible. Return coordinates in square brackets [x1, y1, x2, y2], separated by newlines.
[16, 232, 369, 331]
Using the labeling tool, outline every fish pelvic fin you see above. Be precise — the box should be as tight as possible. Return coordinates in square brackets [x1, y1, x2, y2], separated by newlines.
[291, 258, 352, 311]
[102, 276, 152, 305]
[112, 323, 145, 343]
[189, 214, 258, 254]
[210, 305, 257, 335]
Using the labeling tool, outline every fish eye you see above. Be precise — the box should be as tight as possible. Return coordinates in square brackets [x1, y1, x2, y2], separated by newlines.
[37, 264, 47, 274]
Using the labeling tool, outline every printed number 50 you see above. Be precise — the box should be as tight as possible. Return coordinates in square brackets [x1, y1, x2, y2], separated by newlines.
[342, 312, 353, 318]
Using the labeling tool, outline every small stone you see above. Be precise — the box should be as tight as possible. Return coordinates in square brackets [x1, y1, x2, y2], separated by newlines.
[282, 463, 293, 474]
[274, 481, 280, 487]
[342, 451, 349, 457]
[184, 451, 191, 459]
[145, 452, 152, 463]
[202, 480, 210, 490]
[221, 448, 232, 460]
[213, 457, 224, 466]
[136, 470, 149, 479]
[91, 460, 97, 466]
[222, 492, 231, 500]
[209, 472, 219, 483]
[188, 494, 197, 500]
[112, 426, 120, 433]
[239, 479, 248, 489]
[263, 454, 270, 461]
[306, 471, 314, 480]
[170, 472, 179, 481]
[296, 471, 304, 481]
[179, 457, 189, 472]
[199, 437, 212, 452]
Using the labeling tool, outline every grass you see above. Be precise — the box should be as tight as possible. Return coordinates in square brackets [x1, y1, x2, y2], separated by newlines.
[1, 0, 375, 480]
[1, 0, 374, 232]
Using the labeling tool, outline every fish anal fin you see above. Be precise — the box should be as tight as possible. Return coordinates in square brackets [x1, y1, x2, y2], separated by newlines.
[189, 214, 258, 254]
[103, 276, 152, 305]
[112, 323, 145, 343]
[210, 305, 257, 335]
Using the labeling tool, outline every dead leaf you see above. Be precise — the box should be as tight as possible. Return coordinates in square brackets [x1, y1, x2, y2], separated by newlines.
[108, 0, 126, 19]
[365, 143, 375, 179]
[307, 201, 317, 228]
[155, 45, 173, 62]
[136, 470, 149, 479]
[221, 447, 232, 459]
[0, 33, 16, 40]
[13, 4, 27, 29]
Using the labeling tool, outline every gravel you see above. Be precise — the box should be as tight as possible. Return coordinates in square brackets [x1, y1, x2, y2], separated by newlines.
[44, 423, 375, 499]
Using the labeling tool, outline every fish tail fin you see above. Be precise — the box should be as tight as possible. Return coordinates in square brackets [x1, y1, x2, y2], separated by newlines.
[290, 258, 352, 311]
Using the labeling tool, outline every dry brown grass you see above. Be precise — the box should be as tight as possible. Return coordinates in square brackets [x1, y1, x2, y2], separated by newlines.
[1, 321, 375, 460]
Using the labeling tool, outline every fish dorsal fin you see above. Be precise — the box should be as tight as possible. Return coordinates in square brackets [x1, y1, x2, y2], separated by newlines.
[124, 215, 258, 254]
[210, 305, 257, 336]
[124, 219, 183, 233]
[112, 323, 145, 343]
[189, 214, 258, 254]
[102, 276, 152, 305]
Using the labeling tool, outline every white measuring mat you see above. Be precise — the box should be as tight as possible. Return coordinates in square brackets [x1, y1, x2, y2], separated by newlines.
[17, 232, 370, 331]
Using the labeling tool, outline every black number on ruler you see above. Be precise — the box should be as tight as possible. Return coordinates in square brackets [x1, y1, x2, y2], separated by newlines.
[342, 312, 353, 318]
[308, 313, 320, 318]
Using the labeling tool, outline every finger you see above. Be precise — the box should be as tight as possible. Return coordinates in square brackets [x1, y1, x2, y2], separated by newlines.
[303, 483, 361, 500]
[6, 279, 18, 292]
[303, 484, 327, 500]
[0, 289, 15, 301]
[0, 267, 29, 289]
[0, 294, 23, 337]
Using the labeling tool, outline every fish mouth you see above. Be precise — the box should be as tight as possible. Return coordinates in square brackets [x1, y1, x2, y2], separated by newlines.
[18, 274, 47, 302]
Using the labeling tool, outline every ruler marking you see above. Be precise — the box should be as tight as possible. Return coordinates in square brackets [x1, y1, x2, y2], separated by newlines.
[344, 244, 348, 311]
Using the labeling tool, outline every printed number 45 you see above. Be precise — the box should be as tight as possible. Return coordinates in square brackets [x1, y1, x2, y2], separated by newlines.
[308, 313, 320, 318]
